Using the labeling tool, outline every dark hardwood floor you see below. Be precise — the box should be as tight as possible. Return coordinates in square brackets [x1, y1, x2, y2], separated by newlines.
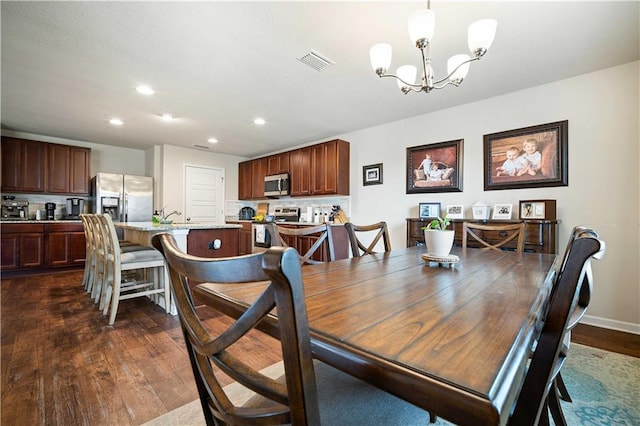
[2, 270, 638, 425]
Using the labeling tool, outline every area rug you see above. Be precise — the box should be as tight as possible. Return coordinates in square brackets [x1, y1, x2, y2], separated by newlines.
[144, 344, 640, 425]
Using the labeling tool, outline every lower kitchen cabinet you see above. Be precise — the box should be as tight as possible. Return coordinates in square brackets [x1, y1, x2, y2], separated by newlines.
[187, 228, 240, 258]
[1, 222, 85, 276]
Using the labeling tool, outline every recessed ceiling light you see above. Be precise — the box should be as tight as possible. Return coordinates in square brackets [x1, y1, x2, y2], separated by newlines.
[161, 113, 174, 121]
[136, 85, 154, 95]
[207, 138, 218, 143]
[254, 118, 266, 125]
[109, 118, 124, 126]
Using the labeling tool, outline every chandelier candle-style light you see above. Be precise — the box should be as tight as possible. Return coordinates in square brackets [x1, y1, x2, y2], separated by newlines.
[370, 1, 497, 94]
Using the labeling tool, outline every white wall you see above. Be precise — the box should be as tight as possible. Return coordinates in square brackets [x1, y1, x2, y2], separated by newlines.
[157, 144, 247, 215]
[331, 61, 638, 332]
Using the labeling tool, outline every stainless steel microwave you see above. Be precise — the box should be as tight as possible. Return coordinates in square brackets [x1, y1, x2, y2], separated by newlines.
[264, 173, 290, 197]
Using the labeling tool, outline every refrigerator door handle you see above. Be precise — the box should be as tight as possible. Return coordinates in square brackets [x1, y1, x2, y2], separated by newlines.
[122, 193, 127, 222]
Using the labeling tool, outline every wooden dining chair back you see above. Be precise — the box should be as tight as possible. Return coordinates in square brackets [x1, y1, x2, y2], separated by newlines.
[152, 233, 321, 425]
[462, 222, 526, 252]
[268, 223, 335, 265]
[509, 228, 605, 425]
[344, 221, 391, 257]
[79, 214, 96, 293]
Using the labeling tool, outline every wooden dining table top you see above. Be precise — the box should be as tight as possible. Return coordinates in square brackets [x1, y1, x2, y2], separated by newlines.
[194, 246, 559, 426]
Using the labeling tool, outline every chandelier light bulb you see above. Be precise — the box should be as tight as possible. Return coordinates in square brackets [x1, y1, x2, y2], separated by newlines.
[447, 54, 471, 82]
[407, 9, 435, 46]
[468, 19, 497, 57]
[396, 65, 417, 89]
[369, 43, 392, 73]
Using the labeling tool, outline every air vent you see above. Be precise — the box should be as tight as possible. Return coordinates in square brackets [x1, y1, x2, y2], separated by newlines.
[193, 144, 210, 149]
[297, 50, 335, 72]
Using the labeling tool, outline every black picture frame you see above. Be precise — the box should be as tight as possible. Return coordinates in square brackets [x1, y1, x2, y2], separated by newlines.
[363, 163, 383, 186]
[406, 139, 463, 194]
[483, 120, 568, 191]
[419, 202, 441, 219]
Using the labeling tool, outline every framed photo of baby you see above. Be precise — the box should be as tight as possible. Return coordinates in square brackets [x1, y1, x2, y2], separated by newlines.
[406, 139, 463, 194]
[483, 120, 568, 191]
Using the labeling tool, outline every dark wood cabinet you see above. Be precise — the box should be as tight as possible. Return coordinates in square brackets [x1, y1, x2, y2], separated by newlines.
[47, 144, 90, 194]
[406, 218, 558, 254]
[1, 137, 47, 193]
[237, 140, 349, 200]
[238, 161, 252, 200]
[187, 228, 240, 258]
[1, 223, 85, 274]
[250, 158, 267, 199]
[1, 137, 90, 195]
[237, 222, 252, 255]
[289, 147, 311, 197]
[266, 152, 290, 175]
[311, 139, 349, 196]
[46, 224, 86, 267]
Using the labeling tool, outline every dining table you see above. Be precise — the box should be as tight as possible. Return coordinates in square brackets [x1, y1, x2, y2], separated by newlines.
[193, 245, 559, 426]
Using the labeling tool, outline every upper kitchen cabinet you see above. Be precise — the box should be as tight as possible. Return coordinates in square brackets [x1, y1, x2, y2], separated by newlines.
[238, 160, 253, 200]
[266, 152, 290, 175]
[1, 137, 47, 193]
[289, 147, 311, 197]
[47, 144, 90, 194]
[311, 139, 349, 196]
[1, 137, 90, 195]
[250, 157, 267, 199]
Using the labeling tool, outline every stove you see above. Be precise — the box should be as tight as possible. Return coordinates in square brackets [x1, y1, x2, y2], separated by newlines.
[273, 206, 300, 222]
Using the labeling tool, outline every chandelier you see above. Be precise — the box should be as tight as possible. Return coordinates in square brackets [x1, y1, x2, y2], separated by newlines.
[369, 1, 497, 94]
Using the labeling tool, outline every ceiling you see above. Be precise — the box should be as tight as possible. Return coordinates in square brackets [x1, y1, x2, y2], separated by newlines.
[2, 1, 638, 158]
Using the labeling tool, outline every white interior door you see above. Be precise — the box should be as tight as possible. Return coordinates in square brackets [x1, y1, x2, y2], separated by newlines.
[185, 165, 224, 223]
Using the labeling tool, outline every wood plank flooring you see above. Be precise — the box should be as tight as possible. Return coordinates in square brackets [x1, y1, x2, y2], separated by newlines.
[2, 270, 638, 425]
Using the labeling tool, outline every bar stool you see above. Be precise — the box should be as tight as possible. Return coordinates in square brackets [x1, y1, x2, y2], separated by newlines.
[96, 214, 170, 325]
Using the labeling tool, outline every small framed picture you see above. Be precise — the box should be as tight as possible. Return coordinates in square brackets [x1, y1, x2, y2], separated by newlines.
[519, 199, 556, 220]
[419, 202, 441, 219]
[446, 204, 464, 219]
[472, 205, 490, 220]
[492, 204, 513, 220]
[363, 163, 383, 186]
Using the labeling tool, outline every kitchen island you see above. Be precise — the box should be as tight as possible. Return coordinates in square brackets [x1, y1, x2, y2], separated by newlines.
[116, 222, 243, 258]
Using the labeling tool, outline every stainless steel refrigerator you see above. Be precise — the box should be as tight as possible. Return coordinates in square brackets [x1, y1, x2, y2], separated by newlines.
[91, 173, 153, 222]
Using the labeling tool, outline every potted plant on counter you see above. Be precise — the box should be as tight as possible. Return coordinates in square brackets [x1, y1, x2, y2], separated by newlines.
[422, 215, 454, 257]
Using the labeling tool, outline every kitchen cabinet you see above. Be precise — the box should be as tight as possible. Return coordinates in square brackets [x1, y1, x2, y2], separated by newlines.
[266, 152, 290, 175]
[47, 144, 91, 194]
[1, 222, 85, 275]
[289, 147, 311, 197]
[406, 218, 558, 254]
[46, 223, 86, 267]
[310, 139, 350, 195]
[1, 137, 47, 193]
[1, 137, 90, 195]
[237, 140, 349, 200]
[250, 158, 267, 199]
[238, 222, 252, 255]
[1, 223, 45, 271]
[187, 228, 240, 258]
[238, 161, 252, 200]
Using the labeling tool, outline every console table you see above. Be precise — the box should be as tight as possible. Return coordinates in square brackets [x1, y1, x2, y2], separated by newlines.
[406, 218, 559, 254]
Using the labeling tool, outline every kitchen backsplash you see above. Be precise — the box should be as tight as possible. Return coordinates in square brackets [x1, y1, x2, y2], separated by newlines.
[1, 193, 89, 220]
[226, 196, 351, 221]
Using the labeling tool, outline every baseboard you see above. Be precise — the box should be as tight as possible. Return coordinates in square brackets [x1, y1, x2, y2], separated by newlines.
[581, 314, 640, 335]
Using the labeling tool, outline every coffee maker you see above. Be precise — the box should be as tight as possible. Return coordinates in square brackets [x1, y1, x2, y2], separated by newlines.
[65, 198, 84, 219]
[45, 202, 56, 220]
[1, 198, 29, 220]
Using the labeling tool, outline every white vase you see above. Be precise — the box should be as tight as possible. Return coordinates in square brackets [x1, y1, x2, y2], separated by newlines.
[424, 229, 455, 256]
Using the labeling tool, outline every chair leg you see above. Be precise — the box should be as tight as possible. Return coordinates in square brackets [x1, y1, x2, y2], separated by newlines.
[107, 271, 122, 326]
[162, 265, 171, 314]
[556, 372, 572, 402]
[548, 382, 568, 426]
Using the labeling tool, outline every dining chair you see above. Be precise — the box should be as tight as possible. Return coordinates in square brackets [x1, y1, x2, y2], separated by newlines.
[509, 227, 605, 425]
[97, 213, 170, 325]
[344, 221, 391, 257]
[79, 213, 97, 293]
[152, 233, 437, 425]
[462, 221, 526, 252]
[268, 223, 335, 265]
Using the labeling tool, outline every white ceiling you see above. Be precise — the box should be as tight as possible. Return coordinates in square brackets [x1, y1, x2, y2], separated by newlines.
[2, 1, 638, 158]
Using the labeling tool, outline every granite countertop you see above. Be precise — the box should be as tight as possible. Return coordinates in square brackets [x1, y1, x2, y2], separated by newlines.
[115, 221, 242, 231]
[227, 219, 344, 227]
